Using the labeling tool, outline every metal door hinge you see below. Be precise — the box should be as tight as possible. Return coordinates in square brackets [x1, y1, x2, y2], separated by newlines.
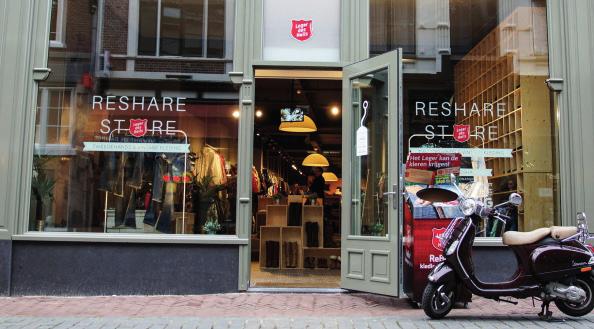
[33, 68, 52, 81]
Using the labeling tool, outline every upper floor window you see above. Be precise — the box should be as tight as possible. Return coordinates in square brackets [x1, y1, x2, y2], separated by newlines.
[35, 88, 76, 155]
[138, 0, 226, 58]
[49, 0, 67, 48]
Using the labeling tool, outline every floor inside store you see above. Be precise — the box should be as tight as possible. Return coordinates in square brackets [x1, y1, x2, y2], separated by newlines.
[250, 262, 340, 288]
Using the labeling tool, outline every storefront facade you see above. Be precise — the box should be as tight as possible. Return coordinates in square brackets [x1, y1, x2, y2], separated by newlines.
[0, 0, 593, 296]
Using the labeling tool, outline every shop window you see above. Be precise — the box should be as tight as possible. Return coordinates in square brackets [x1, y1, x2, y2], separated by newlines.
[395, 0, 559, 236]
[138, 0, 226, 58]
[49, 0, 66, 48]
[30, 0, 239, 235]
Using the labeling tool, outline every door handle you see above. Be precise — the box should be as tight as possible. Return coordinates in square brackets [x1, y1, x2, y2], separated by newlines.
[239, 197, 250, 204]
[383, 184, 398, 209]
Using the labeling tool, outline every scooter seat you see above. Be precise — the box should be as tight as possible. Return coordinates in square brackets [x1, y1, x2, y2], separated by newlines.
[502, 227, 551, 246]
[550, 226, 577, 240]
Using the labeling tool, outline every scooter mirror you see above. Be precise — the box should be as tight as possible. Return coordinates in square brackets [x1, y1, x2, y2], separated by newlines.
[577, 212, 587, 222]
[416, 188, 459, 203]
[509, 193, 522, 206]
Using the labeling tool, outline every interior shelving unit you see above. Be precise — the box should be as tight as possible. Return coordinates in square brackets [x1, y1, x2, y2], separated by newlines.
[258, 203, 339, 269]
[453, 5, 553, 231]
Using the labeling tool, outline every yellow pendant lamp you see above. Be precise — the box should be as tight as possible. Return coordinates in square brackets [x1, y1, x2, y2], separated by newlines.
[302, 153, 329, 167]
[279, 115, 317, 133]
[322, 172, 339, 182]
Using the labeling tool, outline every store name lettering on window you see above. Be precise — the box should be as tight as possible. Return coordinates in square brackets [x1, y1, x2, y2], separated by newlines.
[92, 96, 186, 136]
[415, 101, 506, 142]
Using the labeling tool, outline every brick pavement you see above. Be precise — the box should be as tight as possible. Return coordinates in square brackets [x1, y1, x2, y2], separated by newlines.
[0, 293, 592, 328]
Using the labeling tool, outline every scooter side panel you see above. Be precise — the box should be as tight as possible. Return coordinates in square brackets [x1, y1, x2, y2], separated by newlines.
[531, 243, 592, 281]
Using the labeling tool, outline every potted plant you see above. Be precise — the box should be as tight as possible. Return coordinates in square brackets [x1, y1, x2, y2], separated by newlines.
[202, 204, 221, 234]
[370, 222, 385, 236]
[31, 155, 55, 231]
[272, 193, 282, 204]
[193, 175, 225, 233]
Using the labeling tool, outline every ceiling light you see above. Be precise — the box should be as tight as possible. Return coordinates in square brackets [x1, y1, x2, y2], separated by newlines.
[255, 110, 263, 118]
[232, 110, 240, 118]
[322, 172, 339, 182]
[330, 106, 340, 116]
[279, 115, 317, 133]
[302, 153, 329, 167]
[296, 89, 302, 94]
[291, 164, 298, 170]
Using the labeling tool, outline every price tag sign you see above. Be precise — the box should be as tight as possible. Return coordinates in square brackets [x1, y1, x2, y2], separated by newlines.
[356, 100, 370, 156]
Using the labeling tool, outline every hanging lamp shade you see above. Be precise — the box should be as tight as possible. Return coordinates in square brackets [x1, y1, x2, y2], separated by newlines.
[322, 172, 339, 182]
[279, 115, 317, 133]
[302, 153, 329, 167]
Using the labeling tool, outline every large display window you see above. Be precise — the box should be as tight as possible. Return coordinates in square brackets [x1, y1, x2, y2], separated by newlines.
[30, 0, 238, 235]
[371, 0, 558, 234]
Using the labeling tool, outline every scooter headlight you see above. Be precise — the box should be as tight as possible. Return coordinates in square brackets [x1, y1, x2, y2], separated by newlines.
[460, 198, 477, 216]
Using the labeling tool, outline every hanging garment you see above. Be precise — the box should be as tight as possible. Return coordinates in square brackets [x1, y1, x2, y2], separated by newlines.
[155, 182, 176, 233]
[123, 189, 137, 228]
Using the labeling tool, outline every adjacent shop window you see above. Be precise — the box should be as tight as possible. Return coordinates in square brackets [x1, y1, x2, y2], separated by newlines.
[138, 0, 226, 58]
[30, 0, 239, 235]
[49, 0, 66, 47]
[369, 0, 559, 235]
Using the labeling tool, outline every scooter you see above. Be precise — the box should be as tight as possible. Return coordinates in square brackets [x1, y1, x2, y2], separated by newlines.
[420, 175, 594, 320]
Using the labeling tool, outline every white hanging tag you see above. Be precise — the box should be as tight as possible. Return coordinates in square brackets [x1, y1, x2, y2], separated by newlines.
[356, 100, 370, 156]
[356, 126, 368, 156]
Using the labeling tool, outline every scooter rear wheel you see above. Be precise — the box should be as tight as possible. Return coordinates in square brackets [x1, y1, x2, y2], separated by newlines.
[554, 277, 594, 317]
[422, 282, 455, 319]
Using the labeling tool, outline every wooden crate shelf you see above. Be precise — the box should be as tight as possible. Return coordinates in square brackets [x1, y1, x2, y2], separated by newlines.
[281, 226, 303, 269]
[302, 205, 324, 248]
[259, 226, 281, 269]
[266, 205, 288, 226]
[454, 5, 553, 232]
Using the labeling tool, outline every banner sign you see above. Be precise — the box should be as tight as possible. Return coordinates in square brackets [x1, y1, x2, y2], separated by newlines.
[83, 142, 190, 153]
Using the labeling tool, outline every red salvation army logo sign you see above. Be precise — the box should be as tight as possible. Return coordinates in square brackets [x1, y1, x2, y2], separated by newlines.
[432, 227, 447, 251]
[453, 124, 471, 143]
[129, 119, 148, 137]
[291, 20, 313, 41]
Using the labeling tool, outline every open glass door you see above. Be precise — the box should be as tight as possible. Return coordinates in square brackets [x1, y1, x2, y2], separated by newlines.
[340, 50, 402, 296]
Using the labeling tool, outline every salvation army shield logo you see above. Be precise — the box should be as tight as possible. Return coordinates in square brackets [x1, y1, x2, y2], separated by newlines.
[432, 227, 447, 251]
[129, 119, 148, 138]
[453, 124, 471, 143]
[291, 20, 313, 41]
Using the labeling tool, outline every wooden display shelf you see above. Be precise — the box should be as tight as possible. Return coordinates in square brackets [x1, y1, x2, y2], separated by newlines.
[302, 205, 324, 248]
[266, 205, 288, 226]
[281, 226, 303, 269]
[259, 226, 281, 269]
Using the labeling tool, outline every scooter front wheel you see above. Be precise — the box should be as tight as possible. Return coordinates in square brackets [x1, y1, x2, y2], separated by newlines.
[554, 276, 594, 317]
[422, 282, 455, 319]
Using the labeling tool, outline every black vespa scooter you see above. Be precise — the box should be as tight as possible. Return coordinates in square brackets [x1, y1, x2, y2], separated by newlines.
[420, 176, 594, 320]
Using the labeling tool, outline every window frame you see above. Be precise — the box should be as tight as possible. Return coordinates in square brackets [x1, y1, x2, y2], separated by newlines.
[49, 0, 67, 48]
[138, 0, 227, 59]
[35, 87, 76, 156]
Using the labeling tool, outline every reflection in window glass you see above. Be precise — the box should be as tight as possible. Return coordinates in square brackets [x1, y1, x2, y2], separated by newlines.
[138, 0, 158, 55]
[207, 0, 225, 58]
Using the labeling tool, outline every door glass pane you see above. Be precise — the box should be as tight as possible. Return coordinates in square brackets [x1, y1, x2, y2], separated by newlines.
[351, 68, 390, 236]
